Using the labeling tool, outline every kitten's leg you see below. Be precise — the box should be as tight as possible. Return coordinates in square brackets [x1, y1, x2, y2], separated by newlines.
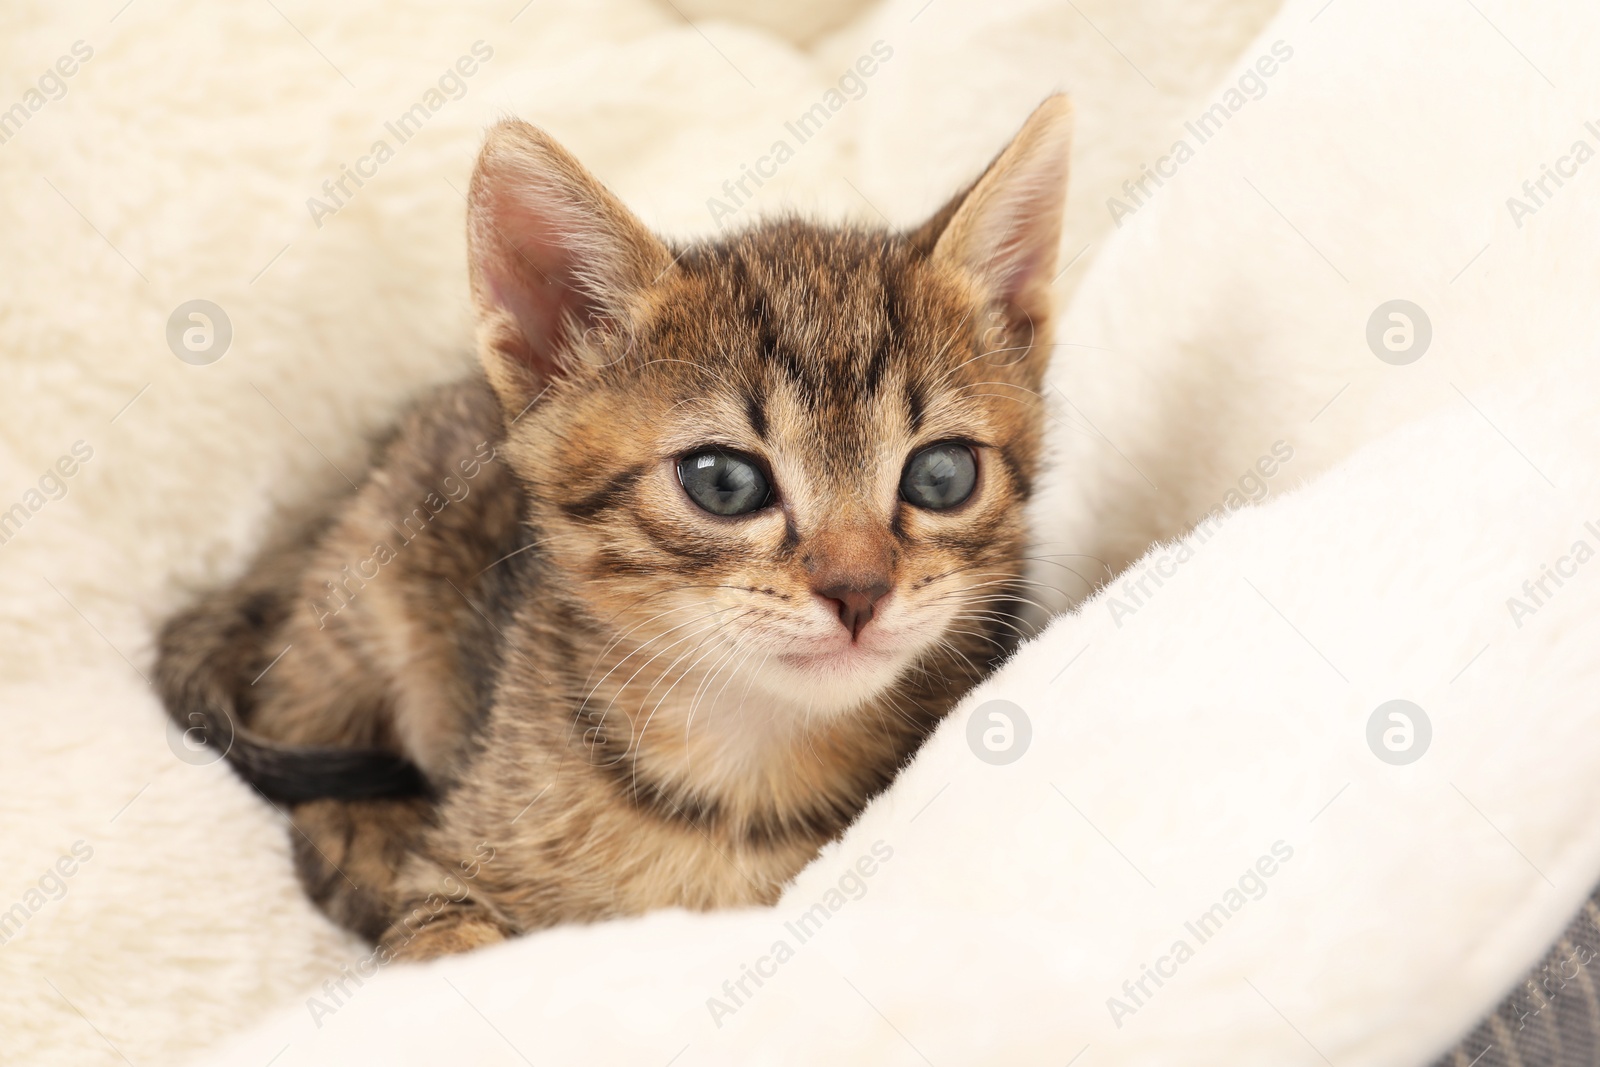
[370, 832, 517, 961]
[289, 797, 433, 942]
[374, 872, 511, 962]
[378, 901, 507, 962]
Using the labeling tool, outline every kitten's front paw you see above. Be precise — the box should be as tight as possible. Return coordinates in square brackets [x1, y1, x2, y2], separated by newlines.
[380, 908, 508, 962]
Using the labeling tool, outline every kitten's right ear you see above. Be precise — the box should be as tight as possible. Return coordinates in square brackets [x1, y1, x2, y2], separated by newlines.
[467, 120, 672, 415]
[909, 95, 1073, 335]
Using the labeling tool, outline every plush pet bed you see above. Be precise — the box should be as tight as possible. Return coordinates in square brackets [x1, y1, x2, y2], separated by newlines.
[203, 359, 1600, 1067]
[3, 0, 1595, 1064]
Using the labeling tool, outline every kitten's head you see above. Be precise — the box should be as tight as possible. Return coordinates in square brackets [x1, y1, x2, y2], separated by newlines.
[466, 98, 1071, 718]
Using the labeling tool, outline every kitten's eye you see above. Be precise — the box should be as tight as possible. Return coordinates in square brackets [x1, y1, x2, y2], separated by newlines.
[678, 450, 772, 517]
[900, 442, 977, 510]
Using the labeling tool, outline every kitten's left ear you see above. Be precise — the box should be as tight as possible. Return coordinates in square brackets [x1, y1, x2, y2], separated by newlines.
[467, 120, 673, 415]
[915, 95, 1074, 337]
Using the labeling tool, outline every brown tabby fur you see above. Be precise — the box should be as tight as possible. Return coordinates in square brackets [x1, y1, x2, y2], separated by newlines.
[156, 97, 1074, 960]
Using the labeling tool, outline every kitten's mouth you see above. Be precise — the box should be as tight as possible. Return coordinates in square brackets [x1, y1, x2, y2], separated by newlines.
[774, 635, 901, 674]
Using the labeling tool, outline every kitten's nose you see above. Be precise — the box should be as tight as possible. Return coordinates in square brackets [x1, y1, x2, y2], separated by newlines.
[815, 581, 890, 641]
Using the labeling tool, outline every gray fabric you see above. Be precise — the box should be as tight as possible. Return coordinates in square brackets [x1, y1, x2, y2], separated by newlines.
[1434, 898, 1600, 1066]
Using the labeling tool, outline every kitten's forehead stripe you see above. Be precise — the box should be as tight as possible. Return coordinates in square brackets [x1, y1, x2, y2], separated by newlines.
[743, 390, 768, 440]
[677, 222, 943, 412]
[861, 269, 901, 402]
[906, 379, 926, 435]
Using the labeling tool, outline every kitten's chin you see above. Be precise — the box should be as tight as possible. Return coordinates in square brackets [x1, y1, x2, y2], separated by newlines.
[751, 642, 914, 716]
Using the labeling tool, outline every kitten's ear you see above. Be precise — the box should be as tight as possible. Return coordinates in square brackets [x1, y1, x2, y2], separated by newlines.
[914, 95, 1073, 333]
[467, 120, 672, 413]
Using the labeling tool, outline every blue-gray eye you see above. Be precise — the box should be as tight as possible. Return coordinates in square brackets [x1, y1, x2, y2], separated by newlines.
[678, 451, 772, 516]
[900, 443, 977, 510]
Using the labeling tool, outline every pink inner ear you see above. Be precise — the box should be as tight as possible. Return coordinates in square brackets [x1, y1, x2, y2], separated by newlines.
[475, 182, 597, 386]
[992, 225, 1053, 307]
[940, 164, 1069, 325]
[484, 266, 567, 380]
[946, 102, 1072, 316]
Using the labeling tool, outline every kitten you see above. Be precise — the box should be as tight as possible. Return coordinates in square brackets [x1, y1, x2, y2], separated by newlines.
[156, 96, 1073, 960]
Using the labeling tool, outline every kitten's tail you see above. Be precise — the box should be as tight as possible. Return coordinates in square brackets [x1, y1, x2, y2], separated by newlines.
[155, 586, 428, 804]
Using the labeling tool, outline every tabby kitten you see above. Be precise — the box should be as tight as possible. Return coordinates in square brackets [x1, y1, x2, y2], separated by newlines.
[157, 96, 1073, 960]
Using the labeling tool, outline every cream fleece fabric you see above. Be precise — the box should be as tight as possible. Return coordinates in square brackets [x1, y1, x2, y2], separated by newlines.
[203, 358, 1600, 1067]
[12, 0, 1592, 1064]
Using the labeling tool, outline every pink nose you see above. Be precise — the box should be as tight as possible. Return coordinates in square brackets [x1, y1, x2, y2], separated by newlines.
[815, 582, 890, 640]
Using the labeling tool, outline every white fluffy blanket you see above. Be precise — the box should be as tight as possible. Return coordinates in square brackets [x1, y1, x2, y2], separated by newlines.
[204, 362, 1600, 1067]
[3, 0, 1596, 1064]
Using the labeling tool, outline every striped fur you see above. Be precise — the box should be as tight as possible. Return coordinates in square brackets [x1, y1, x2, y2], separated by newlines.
[156, 97, 1074, 959]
